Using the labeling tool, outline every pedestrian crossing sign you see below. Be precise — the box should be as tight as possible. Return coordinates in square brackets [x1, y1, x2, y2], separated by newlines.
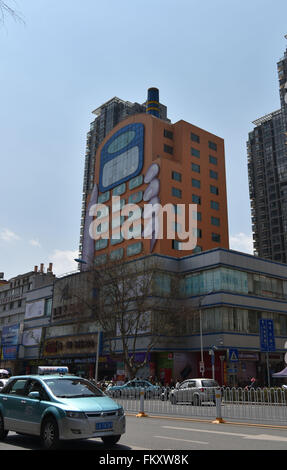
[229, 348, 239, 362]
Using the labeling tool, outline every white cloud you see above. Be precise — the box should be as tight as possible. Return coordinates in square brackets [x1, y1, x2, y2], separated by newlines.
[29, 239, 41, 248]
[230, 232, 253, 254]
[0, 228, 20, 242]
[49, 249, 79, 276]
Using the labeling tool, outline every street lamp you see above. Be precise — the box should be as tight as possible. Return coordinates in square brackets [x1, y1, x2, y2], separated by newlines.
[197, 292, 213, 377]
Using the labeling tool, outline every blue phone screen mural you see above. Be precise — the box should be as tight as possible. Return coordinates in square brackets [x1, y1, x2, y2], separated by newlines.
[99, 123, 144, 193]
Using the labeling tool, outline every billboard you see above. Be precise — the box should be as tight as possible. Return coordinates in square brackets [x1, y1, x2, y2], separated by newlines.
[25, 299, 45, 319]
[1, 324, 20, 360]
[22, 328, 42, 347]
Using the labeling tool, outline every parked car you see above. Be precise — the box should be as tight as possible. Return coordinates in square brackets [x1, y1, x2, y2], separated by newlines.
[169, 378, 219, 405]
[106, 379, 161, 398]
[0, 370, 125, 449]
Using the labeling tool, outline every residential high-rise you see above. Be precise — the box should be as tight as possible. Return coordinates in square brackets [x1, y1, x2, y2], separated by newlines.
[80, 88, 229, 266]
[248, 39, 287, 262]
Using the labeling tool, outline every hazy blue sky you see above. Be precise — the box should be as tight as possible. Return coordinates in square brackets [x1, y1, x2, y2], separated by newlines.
[1, 0, 287, 279]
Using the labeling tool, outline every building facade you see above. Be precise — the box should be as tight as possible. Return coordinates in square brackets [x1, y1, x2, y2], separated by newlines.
[81, 87, 229, 267]
[0, 264, 55, 374]
[248, 40, 287, 262]
[100, 249, 287, 386]
[79, 89, 169, 260]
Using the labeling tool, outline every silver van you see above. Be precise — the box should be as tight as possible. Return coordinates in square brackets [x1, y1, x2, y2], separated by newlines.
[169, 378, 219, 405]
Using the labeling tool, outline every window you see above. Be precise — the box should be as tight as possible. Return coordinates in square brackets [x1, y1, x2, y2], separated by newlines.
[164, 144, 173, 155]
[191, 132, 200, 143]
[193, 211, 202, 221]
[172, 171, 182, 182]
[192, 194, 201, 204]
[129, 175, 143, 190]
[112, 183, 126, 196]
[172, 240, 182, 250]
[191, 163, 200, 173]
[191, 148, 200, 158]
[127, 242, 143, 257]
[193, 228, 202, 238]
[95, 238, 108, 250]
[209, 141, 217, 151]
[211, 200, 219, 210]
[210, 170, 218, 180]
[212, 232, 221, 242]
[193, 246, 202, 253]
[209, 155, 218, 165]
[172, 187, 182, 198]
[210, 185, 219, 195]
[7, 379, 28, 396]
[128, 191, 143, 204]
[98, 191, 110, 204]
[211, 216, 220, 226]
[110, 248, 124, 261]
[192, 178, 201, 188]
[164, 129, 173, 140]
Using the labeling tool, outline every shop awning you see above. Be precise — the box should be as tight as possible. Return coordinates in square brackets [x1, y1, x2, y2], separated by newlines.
[272, 367, 287, 378]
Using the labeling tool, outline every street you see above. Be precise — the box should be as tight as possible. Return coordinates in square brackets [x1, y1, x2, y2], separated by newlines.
[1, 414, 287, 451]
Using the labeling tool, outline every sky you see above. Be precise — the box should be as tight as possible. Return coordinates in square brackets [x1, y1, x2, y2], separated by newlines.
[1, 0, 287, 279]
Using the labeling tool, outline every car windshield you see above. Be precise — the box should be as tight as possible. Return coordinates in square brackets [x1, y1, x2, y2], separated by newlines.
[202, 380, 218, 387]
[44, 378, 104, 398]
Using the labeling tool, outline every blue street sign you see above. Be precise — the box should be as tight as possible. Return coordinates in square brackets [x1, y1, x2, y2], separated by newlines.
[260, 319, 276, 352]
[229, 348, 239, 362]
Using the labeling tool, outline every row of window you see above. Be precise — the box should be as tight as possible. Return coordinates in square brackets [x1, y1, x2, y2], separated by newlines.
[164, 144, 219, 158]
[172, 165, 218, 179]
[164, 128, 218, 153]
[94, 242, 143, 264]
[172, 231, 221, 249]
[171, 184, 219, 198]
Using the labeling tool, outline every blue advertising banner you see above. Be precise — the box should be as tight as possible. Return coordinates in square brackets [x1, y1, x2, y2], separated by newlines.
[1, 324, 20, 360]
[259, 319, 276, 352]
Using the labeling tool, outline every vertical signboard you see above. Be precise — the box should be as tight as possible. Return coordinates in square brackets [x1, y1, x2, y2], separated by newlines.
[259, 319, 275, 387]
[260, 319, 276, 352]
[1, 324, 20, 360]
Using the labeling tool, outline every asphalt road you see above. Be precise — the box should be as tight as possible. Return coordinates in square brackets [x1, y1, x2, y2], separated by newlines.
[1, 415, 287, 451]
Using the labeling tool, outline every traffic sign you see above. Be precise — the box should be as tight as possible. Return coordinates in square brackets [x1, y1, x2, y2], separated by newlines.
[229, 348, 239, 362]
[199, 361, 205, 373]
[260, 319, 276, 352]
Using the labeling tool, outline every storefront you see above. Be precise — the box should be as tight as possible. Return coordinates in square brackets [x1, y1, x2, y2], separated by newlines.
[41, 332, 101, 378]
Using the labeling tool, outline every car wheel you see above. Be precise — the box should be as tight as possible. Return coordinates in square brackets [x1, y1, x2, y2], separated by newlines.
[0, 413, 8, 440]
[41, 416, 60, 450]
[101, 434, 121, 446]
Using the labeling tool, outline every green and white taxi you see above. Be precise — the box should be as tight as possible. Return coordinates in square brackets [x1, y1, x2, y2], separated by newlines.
[0, 367, 125, 449]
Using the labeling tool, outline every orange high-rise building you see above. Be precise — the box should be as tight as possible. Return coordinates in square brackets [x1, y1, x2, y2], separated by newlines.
[81, 88, 229, 265]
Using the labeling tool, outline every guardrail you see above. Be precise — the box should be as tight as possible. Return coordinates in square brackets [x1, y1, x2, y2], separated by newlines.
[106, 387, 287, 425]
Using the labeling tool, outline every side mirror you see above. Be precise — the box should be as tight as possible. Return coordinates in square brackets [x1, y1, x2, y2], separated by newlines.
[28, 391, 41, 400]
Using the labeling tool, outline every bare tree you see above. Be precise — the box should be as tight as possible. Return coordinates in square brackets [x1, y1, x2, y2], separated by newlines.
[0, 1, 23, 24]
[74, 256, 190, 379]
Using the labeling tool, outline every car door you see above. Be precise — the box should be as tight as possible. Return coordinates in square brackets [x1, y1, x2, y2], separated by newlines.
[177, 382, 188, 402]
[0, 378, 29, 432]
[19, 379, 51, 436]
[186, 380, 197, 403]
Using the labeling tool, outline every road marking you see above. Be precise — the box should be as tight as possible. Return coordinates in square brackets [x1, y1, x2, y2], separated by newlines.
[154, 435, 208, 445]
[162, 426, 287, 442]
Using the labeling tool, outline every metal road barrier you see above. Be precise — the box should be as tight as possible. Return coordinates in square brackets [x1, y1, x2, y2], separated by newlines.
[106, 387, 287, 425]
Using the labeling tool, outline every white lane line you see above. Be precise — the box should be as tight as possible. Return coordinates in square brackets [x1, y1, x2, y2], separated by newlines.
[162, 426, 287, 442]
[154, 435, 208, 445]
